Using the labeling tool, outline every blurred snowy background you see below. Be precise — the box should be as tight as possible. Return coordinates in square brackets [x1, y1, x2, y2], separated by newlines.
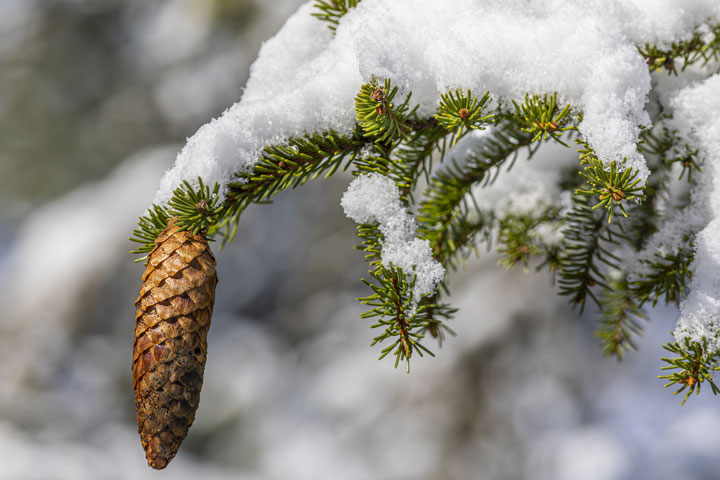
[1, 1, 719, 479]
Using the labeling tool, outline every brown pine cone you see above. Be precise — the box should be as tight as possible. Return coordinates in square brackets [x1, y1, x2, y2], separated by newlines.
[133, 218, 217, 469]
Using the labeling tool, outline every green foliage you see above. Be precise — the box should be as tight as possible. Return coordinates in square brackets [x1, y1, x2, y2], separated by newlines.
[359, 265, 440, 372]
[596, 276, 647, 359]
[512, 93, 576, 147]
[496, 212, 560, 271]
[641, 126, 701, 183]
[355, 78, 415, 142]
[576, 142, 646, 222]
[660, 337, 720, 405]
[312, 0, 361, 31]
[130, 205, 170, 262]
[633, 247, 693, 307]
[417, 120, 537, 270]
[557, 194, 623, 312]
[434, 89, 493, 145]
[129, 178, 221, 262]
[168, 178, 222, 235]
[638, 22, 720, 74]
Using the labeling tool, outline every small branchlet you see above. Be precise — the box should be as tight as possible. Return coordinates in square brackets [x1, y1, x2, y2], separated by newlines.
[557, 194, 624, 313]
[359, 265, 442, 372]
[512, 93, 576, 147]
[633, 247, 693, 307]
[355, 78, 414, 142]
[418, 120, 536, 270]
[497, 215, 538, 270]
[311, 0, 361, 31]
[130, 205, 171, 263]
[639, 22, 720, 75]
[575, 143, 645, 223]
[641, 126, 702, 183]
[496, 214, 548, 270]
[168, 177, 222, 235]
[130, 178, 221, 262]
[596, 275, 646, 360]
[660, 337, 720, 405]
[434, 89, 494, 144]
[221, 127, 367, 243]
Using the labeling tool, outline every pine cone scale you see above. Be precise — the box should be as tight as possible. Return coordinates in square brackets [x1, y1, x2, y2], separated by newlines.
[133, 218, 217, 470]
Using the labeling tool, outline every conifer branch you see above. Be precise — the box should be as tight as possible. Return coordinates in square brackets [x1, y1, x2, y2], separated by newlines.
[130, 178, 221, 262]
[639, 22, 720, 74]
[557, 194, 624, 313]
[358, 256, 443, 372]
[355, 78, 416, 143]
[418, 120, 537, 267]
[575, 142, 646, 223]
[596, 275, 647, 359]
[434, 89, 493, 145]
[512, 93, 576, 147]
[641, 125, 701, 183]
[497, 210, 561, 271]
[128, 62, 715, 404]
[660, 337, 720, 405]
[633, 247, 693, 307]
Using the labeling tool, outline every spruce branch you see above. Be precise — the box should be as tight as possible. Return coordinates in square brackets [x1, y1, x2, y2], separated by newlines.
[575, 142, 646, 223]
[640, 125, 702, 183]
[557, 194, 625, 313]
[496, 210, 562, 272]
[129, 178, 221, 262]
[633, 247, 693, 307]
[434, 89, 494, 145]
[167, 177, 222, 235]
[355, 78, 415, 143]
[512, 93, 576, 147]
[130, 204, 171, 262]
[660, 337, 720, 405]
[596, 275, 647, 360]
[418, 120, 536, 267]
[639, 22, 720, 74]
[220, 127, 369, 242]
[126, 65, 711, 404]
[359, 264, 441, 372]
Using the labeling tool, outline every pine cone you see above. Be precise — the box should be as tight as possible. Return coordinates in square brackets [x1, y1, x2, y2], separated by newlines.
[133, 218, 217, 469]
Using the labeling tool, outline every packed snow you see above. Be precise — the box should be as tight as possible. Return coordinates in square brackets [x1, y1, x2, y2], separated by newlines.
[154, 0, 720, 206]
[341, 173, 445, 301]
[668, 74, 720, 350]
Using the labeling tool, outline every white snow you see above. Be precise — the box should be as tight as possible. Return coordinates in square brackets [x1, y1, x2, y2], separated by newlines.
[341, 173, 444, 301]
[667, 74, 720, 350]
[153, 0, 720, 206]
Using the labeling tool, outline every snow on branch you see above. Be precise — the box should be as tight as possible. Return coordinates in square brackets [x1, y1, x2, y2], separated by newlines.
[341, 173, 445, 302]
[153, 0, 719, 205]
[669, 73, 720, 352]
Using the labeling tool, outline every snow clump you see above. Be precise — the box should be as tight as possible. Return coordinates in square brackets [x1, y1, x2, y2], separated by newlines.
[341, 173, 445, 302]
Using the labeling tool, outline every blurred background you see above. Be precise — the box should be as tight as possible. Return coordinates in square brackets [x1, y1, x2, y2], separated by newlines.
[1, 1, 719, 479]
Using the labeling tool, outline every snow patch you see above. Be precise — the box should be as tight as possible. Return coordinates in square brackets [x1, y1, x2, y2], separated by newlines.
[341, 173, 444, 301]
[153, 0, 720, 205]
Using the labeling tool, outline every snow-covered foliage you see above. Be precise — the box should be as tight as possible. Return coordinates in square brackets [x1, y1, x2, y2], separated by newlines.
[154, 0, 720, 205]
[150, 0, 720, 352]
[669, 74, 720, 350]
[341, 173, 445, 301]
